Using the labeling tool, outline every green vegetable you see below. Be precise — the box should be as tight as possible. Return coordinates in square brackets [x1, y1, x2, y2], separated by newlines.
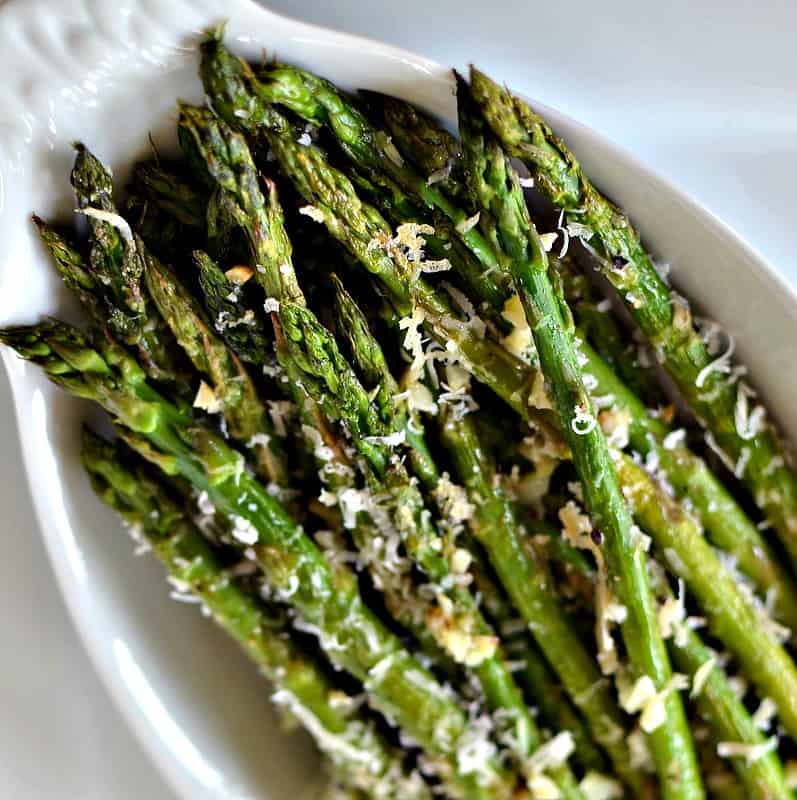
[468, 65, 797, 571]
[0, 320, 508, 799]
[81, 427, 432, 800]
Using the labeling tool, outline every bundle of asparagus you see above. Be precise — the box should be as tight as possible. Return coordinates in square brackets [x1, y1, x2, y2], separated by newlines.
[6, 30, 797, 799]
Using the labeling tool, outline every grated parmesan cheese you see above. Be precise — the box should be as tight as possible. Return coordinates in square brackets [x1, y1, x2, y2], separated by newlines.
[751, 697, 777, 731]
[691, 657, 716, 698]
[527, 774, 560, 799]
[621, 674, 689, 733]
[77, 207, 134, 246]
[500, 293, 533, 359]
[406, 382, 438, 414]
[363, 430, 406, 447]
[598, 407, 632, 449]
[717, 737, 778, 765]
[299, 205, 325, 223]
[455, 212, 480, 235]
[224, 265, 254, 285]
[572, 403, 597, 435]
[539, 232, 558, 252]
[427, 162, 453, 185]
[662, 428, 687, 450]
[194, 381, 221, 413]
[434, 474, 475, 523]
[196, 490, 215, 516]
[526, 731, 575, 775]
[264, 297, 280, 314]
[231, 516, 258, 545]
[247, 432, 271, 449]
[456, 714, 497, 778]
[579, 771, 623, 800]
[695, 333, 735, 388]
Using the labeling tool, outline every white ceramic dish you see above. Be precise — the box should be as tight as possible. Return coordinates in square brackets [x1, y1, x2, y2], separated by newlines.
[2, 1, 797, 798]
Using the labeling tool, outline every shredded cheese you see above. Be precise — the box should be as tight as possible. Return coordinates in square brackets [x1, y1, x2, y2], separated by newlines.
[717, 737, 778, 765]
[77, 207, 134, 246]
[299, 205, 325, 223]
[691, 657, 716, 698]
[579, 771, 623, 800]
[751, 697, 777, 731]
[455, 212, 480, 235]
[193, 381, 221, 413]
[231, 516, 258, 545]
[224, 265, 254, 285]
[500, 294, 534, 360]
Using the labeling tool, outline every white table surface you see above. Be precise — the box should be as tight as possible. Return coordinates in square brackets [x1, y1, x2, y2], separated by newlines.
[1, 1, 795, 797]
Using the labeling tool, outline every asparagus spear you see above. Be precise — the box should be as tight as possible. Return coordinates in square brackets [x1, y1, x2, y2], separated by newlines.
[360, 89, 471, 210]
[438, 401, 650, 794]
[643, 567, 794, 800]
[464, 504, 608, 778]
[176, 105, 304, 308]
[538, 511, 794, 800]
[140, 243, 287, 487]
[81, 428, 432, 800]
[70, 144, 187, 386]
[1, 320, 509, 799]
[468, 66, 797, 568]
[193, 249, 272, 366]
[344, 87, 797, 633]
[584, 347, 797, 632]
[329, 274, 440, 489]
[670, 625, 793, 800]
[558, 259, 665, 407]
[31, 216, 102, 320]
[129, 160, 207, 228]
[615, 454, 797, 738]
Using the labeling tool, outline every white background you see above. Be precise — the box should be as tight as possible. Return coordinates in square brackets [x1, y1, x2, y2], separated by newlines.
[1, 0, 795, 796]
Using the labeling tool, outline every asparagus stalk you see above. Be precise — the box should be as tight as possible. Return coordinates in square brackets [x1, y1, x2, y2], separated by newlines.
[473, 563, 608, 777]
[31, 216, 103, 320]
[455, 72, 704, 799]
[468, 66, 797, 568]
[558, 259, 665, 407]
[329, 275, 440, 489]
[538, 511, 795, 800]
[360, 89, 471, 210]
[344, 86, 797, 633]
[616, 454, 797, 738]
[137, 241, 287, 488]
[129, 160, 208, 228]
[70, 144, 187, 386]
[1, 320, 509, 799]
[584, 348, 797, 632]
[176, 105, 304, 307]
[193, 249, 272, 366]
[438, 402, 650, 794]
[81, 428, 432, 800]
[643, 567, 794, 800]
[670, 626, 793, 800]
